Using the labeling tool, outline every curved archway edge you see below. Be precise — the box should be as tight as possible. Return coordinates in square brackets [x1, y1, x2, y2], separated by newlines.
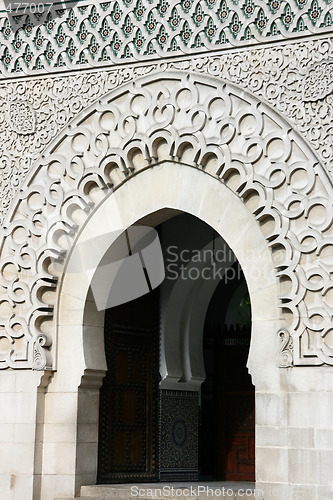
[1, 70, 333, 371]
[43, 162, 332, 500]
[49, 163, 278, 498]
[58, 163, 280, 388]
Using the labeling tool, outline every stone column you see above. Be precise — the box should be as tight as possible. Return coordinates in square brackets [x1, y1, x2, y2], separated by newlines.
[38, 321, 106, 500]
[0, 370, 52, 500]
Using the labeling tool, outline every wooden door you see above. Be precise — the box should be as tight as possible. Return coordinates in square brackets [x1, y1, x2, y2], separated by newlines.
[98, 291, 159, 483]
[222, 392, 255, 480]
[215, 326, 255, 481]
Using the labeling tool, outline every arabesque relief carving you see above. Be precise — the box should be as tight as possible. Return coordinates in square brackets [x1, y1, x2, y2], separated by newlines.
[303, 59, 333, 102]
[0, 37, 332, 228]
[0, 72, 333, 369]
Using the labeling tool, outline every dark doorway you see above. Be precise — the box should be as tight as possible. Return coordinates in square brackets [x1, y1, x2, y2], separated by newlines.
[97, 213, 255, 484]
[97, 290, 160, 483]
[200, 265, 255, 481]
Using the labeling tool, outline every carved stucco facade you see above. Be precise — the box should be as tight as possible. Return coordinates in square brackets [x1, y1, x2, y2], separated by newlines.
[0, 0, 333, 499]
[1, 37, 333, 227]
[2, 66, 333, 370]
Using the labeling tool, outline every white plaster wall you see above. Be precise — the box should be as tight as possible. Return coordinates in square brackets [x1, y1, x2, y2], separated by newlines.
[159, 214, 241, 390]
[39, 289, 105, 500]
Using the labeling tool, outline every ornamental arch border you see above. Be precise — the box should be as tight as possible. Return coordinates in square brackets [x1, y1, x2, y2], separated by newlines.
[1, 70, 333, 370]
[57, 163, 280, 403]
[45, 164, 279, 498]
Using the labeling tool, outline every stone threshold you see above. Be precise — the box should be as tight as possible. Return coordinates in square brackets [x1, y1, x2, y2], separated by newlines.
[55, 482, 256, 500]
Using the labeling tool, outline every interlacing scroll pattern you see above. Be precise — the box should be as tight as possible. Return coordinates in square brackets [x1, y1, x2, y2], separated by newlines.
[9, 101, 36, 134]
[1, 72, 333, 369]
[170, 39, 333, 178]
[0, 37, 332, 227]
[0, 0, 332, 76]
[303, 59, 333, 102]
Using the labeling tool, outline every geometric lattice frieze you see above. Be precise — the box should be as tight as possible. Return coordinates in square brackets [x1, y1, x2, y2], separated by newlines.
[0, 72, 333, 369]
[0, 0, 332, 77]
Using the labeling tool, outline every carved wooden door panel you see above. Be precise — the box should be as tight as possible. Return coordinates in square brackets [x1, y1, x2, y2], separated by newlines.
[222, 392, 255, 481]
[98, 292, 159, 483]
[215, 326, 255, 482]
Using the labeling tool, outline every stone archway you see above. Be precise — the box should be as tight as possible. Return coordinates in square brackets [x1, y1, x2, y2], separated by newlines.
[1, 71, 332, 371]
[1, 71, 333, 500]
[51, 163, 278, 498]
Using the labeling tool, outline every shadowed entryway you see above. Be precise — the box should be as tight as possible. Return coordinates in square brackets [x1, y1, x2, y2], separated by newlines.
[200, 270, 254, 481]
[97, 214, 254, 484]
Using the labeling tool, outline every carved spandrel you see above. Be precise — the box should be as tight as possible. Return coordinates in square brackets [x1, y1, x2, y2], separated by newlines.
[0, 38, 332, 229]
[9, 101, 36, 135]
[303, 60, 333, 102]
[0, 72, 333, 369]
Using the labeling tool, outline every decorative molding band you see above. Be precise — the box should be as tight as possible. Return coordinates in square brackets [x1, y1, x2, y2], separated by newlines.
[1, 71, 333, 369]
[0, 0, 332, 76]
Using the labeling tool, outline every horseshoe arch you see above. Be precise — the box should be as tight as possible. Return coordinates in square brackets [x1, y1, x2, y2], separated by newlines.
[1, 70, 333, 372]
